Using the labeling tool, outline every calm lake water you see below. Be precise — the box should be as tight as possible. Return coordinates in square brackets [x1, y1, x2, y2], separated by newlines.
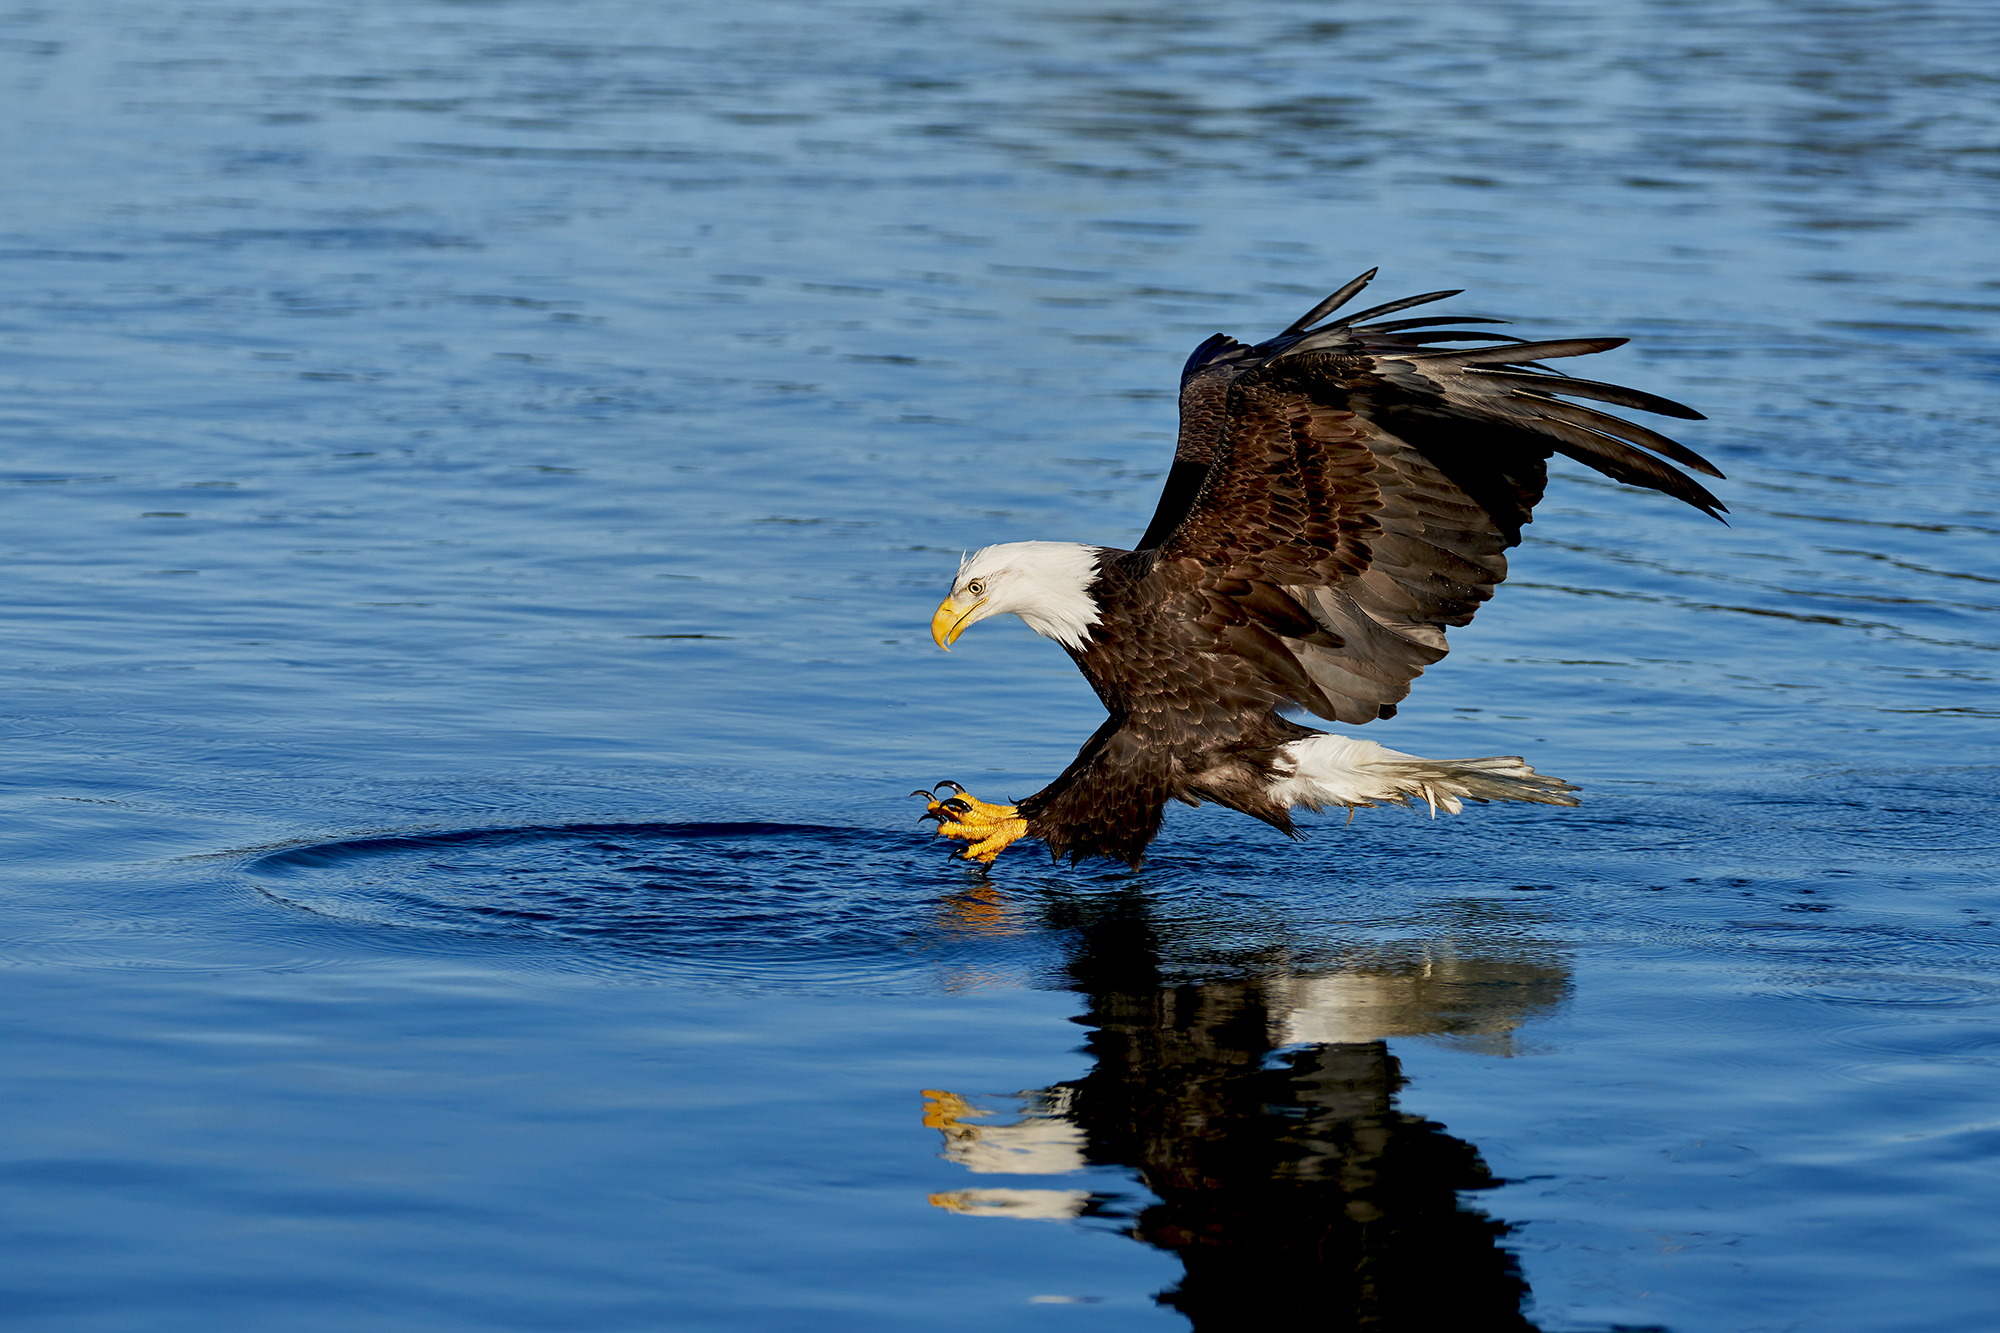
[4, 1, 1998, 1329]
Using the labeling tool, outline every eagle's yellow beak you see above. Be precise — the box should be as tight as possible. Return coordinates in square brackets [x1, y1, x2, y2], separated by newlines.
[931, 597, 983, 651]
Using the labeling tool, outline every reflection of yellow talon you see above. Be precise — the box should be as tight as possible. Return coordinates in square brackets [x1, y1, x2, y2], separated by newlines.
[921, 787, 1029, 865]
[921, 1088, 981, 1131]
[938, 884, 1013, 937]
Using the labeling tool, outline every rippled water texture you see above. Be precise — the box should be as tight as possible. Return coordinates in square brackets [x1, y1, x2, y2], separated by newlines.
[4, 2, 1998, 1329]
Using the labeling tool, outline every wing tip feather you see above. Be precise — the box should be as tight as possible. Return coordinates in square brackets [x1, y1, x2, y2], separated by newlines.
[1281, 268, 1380, 337]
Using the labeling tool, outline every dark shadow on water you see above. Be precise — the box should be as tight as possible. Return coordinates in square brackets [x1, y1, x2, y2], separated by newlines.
[926, 886, 1606, 1331]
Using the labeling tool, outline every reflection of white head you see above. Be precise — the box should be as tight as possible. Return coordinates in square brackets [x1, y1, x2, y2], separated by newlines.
[933, 541, 1103, 651]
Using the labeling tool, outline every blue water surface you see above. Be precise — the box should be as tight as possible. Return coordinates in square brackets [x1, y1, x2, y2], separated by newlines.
[3, 2, 1998, 1329]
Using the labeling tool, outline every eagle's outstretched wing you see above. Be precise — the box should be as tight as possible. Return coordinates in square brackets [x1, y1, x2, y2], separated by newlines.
[1145, 273, 1723, 727]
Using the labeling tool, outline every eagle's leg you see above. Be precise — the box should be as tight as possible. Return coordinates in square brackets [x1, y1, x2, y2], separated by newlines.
[916, 787, 1030, 865]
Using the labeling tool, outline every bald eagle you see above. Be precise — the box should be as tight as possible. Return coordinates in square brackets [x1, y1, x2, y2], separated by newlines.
[919, 270, 1723, 868]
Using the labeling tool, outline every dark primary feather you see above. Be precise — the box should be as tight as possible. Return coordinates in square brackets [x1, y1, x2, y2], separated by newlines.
[1466, 368, 1707, 422]
[1279, 267, 1378, 336]
[1380, 330, 1534, 346]
[1361, 315, 1512, 333]
[1303, 288, 1464, 338]
[1397, 336, 1628, 364]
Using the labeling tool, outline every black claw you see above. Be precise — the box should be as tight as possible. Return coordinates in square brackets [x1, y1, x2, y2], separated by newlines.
[910, 789, 938, 800]
[917, 809, 944, 824]
[942, 797, 970, 815]
[934, 780, 967, 795]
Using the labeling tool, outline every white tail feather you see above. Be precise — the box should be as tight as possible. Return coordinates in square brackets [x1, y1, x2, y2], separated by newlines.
[1269, 734, 1579, 817]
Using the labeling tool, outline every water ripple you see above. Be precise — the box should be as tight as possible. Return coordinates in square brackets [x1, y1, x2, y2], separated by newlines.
[242, 821, 1049, 990]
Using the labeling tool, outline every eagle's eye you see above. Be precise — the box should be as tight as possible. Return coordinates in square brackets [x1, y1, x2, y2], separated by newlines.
[966, 579, 986, 597]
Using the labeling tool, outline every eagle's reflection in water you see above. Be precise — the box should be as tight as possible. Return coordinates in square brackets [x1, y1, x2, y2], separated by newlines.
[927, 888, 1567, 1329]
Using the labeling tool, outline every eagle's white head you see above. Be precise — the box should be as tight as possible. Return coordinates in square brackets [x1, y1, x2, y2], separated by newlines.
[931, 541, 1104, 652]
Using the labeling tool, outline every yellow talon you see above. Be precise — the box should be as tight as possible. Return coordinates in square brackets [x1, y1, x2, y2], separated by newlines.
[920, 787, 1030, 865]
[955, 817, 1028, 865]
